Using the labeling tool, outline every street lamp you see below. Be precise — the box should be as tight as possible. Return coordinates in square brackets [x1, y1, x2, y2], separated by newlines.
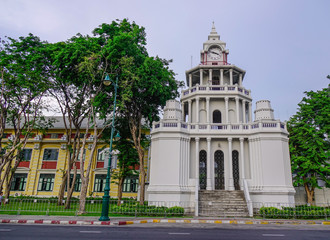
[99, 74, 118, 221]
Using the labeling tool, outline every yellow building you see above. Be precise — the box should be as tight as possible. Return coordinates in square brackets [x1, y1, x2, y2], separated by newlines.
[2, 117, 149, 199]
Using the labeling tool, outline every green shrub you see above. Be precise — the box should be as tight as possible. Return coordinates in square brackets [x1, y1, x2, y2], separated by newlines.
[258, 206, 329, 219]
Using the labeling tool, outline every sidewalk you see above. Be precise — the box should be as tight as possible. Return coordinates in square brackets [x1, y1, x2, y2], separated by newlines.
[1, 214, 330, 226]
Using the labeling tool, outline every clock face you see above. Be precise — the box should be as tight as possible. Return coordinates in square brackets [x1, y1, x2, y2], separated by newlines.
[207, 47, 222, 60]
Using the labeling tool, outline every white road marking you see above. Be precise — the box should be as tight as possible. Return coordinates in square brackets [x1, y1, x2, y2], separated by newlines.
[79, 231, 102, 233]
[168, 233, 191, 235]
[262, 234, 285, 237]
[0, 229, 12, 232]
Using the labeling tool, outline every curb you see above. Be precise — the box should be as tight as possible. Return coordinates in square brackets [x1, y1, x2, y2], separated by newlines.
[1, 219, 330, 226]
[116, 219, 330, 226]
[1, 219, 112, 225]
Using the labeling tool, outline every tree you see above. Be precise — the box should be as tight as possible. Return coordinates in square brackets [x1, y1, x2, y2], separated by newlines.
[287, 80, 330, 204]
[49, 35, 111, 211]
[110, 117, 139, 206]
[0, 34, 52, 197]
[93, 19, 182, 204]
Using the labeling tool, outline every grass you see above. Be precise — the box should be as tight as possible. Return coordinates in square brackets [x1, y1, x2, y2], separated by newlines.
[0, 198, 185, 217]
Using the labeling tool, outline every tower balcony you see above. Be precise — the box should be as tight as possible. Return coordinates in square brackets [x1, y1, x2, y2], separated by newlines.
[152, 120, 287, 136]
[181, 84, 252, 101]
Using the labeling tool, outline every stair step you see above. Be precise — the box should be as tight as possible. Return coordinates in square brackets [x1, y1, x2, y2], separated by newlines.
[198, 190, 249, 217]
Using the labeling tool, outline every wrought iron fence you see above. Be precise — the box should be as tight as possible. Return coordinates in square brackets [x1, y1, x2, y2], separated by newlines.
[0, 198, 189, 217]
[0, 198, 329, 219]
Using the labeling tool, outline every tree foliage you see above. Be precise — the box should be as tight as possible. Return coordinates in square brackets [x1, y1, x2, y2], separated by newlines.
[93, 19, 181, 204]
[48, 35, 111, 210]
[0, 34, 52, 196]
[287, 80, 330, 204]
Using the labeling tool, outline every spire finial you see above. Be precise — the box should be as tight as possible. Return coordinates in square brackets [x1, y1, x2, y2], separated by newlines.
[211, 22, 217, 34]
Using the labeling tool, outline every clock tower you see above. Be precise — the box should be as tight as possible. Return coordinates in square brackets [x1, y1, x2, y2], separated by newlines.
[201, 22, 229, 65]
[148, 23, 295, 217]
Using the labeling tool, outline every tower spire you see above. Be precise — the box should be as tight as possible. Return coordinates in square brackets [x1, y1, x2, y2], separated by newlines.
[211, 21, 217, 35]
[208, 22, 220, 40]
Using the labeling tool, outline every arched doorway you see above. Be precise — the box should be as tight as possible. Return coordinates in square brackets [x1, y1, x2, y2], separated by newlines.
[214, 150, 224, 190]
[213, 110, 222, 123]
[199, 150, 207, 190]
[232, 150, 240, 190]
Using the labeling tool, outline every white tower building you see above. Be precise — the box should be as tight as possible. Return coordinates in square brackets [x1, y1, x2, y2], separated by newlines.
[147, 24, 295, 216]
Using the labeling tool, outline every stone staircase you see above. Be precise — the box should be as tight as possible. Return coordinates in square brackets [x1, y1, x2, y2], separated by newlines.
[198, 190, 249, 217]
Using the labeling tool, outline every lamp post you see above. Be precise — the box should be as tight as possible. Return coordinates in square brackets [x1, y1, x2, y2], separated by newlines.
[99, 74, 118, 221]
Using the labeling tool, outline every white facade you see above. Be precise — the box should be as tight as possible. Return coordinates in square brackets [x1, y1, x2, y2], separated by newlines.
[147, 24, 295, 211]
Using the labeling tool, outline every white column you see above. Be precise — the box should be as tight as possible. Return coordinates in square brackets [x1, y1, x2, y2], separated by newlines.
[225, 97, 229, 123]
[195, 137, 200, 217]
[182, 138, 187, 188]
[248, 138, 256, 188]
[186, 138, 190, 187]
[242, 100, 246, 123]
[181, 102, 185, 121]
[239, 74, 243, 86]
[180, 138, 183, 187]
[189, 74, 192, 88]
[249, 102, 252, 123]
[206, 97, 210, 124]
[209, 69, 212, 84]
[207, 137, 212, 190]
[220, 69, 224, 85]
[228, 137, 234, 190]
[199, 69, 203, 85]
[229, 69, 233, 85]
[196, 97, 200, 124]
[235, 97, 240, 123]
[240, 137, 245, 180]
[188, 100, 192, 123]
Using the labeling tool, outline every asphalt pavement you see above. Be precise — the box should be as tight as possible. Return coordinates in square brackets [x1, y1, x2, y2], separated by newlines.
[0, 224, 330, 240]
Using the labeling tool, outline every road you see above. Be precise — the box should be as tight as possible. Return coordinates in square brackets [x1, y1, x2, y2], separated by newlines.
[0, 224, 329, 240]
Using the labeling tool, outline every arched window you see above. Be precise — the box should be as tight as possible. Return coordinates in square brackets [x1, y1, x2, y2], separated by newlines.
[214, 150, 224, 190]
[213, 110, 222, 123]
[199, 150, 207, 190]
[212, 76, 220, 85]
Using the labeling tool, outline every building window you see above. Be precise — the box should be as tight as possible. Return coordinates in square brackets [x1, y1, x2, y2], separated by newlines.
[97, 149, 118, 168]
[0, 148, 6, 155]
[97, 149, 106, 161]
[20, 149, 32, 161]
[70, 149, 86, 161]
[11, 173, 28, 191]
[213, 110, 222, 123]
[50, 133, 59, 139]
[94, 174, 106, 192]
[122, 176, 139, 193]
[66, 174, 82, 192]
[38, 174, 55, 191]
[43, 149, 59, 161]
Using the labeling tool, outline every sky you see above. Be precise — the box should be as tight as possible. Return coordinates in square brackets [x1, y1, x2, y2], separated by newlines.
[1, 0, 329, 120]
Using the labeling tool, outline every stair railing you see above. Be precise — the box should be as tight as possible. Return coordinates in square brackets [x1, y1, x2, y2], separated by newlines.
[243, 179, 253, 217]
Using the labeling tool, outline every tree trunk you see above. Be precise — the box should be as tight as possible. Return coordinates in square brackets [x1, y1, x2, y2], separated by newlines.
[0, 161, 11, 193]
[78, 180, 88, 214]
[304, 183, 315, 205]
[65, 187, 74, 209]
[117, 177, 124, 206]
[4, 169, 14, 200]
[128, 117, 146, 205]
[139, 167, 146, 205]
[57, 172, 68, 205]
